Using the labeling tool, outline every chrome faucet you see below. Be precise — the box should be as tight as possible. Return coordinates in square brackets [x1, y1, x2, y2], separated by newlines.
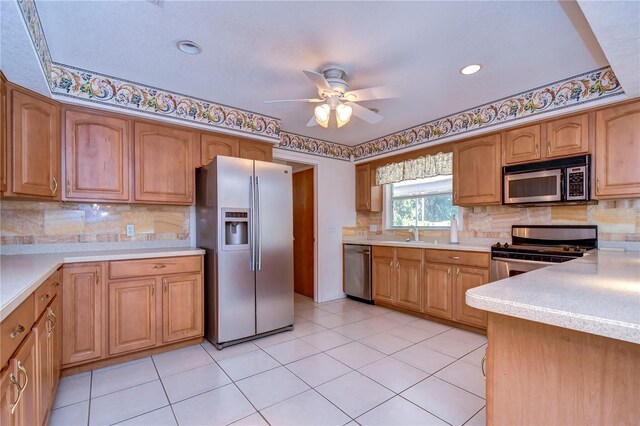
[412, 227, 420, 242]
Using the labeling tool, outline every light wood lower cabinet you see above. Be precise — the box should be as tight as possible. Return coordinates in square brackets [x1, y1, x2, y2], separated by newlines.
[453, 266, 488, 328]
[108, 278, 157, 355]
[34, 300, 57, 426]
[1, 332, 38, 426]
[62, 263, 104, 365]
[162, 273, 204, 343]
[372, 247, 422, 311]
[423, 263, 453, 319]
[372, 247, 395, 304]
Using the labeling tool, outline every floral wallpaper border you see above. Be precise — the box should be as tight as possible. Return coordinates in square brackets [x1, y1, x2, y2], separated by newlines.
[16, 0, 627, 162]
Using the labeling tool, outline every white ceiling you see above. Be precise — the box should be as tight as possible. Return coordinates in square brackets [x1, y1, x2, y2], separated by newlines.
[7, 1, 616, 146]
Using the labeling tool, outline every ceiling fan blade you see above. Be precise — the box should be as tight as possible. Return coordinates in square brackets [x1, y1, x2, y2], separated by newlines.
[306, 116, 319, 127]
[343, 86, 399, 102]
[303, 70, 332, 92]
[264, 98, 324, 103]
[347, 102, 383, 124]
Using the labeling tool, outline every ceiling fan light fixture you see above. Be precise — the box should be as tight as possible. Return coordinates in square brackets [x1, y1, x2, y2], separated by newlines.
[314, 104, 330, 127]
[460, 64, 482, 75]
[336, 104, 353, 122]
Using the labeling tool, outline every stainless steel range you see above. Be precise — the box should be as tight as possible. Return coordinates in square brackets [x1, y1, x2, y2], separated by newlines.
[491, 225, 598, 281]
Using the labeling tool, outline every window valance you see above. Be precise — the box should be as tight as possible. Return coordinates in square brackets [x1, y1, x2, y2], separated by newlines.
[375, 152, 453, 185]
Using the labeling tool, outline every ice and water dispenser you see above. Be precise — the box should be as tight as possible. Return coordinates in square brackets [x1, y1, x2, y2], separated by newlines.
[222, 209, 249, 250]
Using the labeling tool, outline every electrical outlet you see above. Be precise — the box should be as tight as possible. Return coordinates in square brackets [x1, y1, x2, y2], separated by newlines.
[369, 224, 378, 232]
[328, 226, 337, 234]
[126, 224, 135, 237]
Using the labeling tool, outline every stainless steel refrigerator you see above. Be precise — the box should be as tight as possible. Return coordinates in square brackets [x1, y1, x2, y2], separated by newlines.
[196, 156, 294, 348]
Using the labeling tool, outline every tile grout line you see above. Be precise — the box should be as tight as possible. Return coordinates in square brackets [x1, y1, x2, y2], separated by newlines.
[149, 356, 180, 426]
[86, 371, 93, 426]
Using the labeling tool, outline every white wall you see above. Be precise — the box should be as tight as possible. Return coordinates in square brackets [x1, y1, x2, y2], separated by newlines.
[273, 148, 356, 303]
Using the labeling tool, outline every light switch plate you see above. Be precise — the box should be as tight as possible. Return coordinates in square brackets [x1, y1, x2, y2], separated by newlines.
[126, 224, 135, 237]
[369, 224, 378, 232]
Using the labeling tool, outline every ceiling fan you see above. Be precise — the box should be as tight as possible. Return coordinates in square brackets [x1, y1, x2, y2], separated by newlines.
[265, 65, 398, 128]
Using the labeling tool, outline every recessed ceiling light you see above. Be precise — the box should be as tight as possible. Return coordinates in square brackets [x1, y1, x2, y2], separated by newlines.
[176, 40, 202, 55]
[460, 64, 482, 75]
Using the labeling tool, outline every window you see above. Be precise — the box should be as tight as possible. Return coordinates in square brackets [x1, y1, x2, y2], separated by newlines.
[385, 175, 459, 228]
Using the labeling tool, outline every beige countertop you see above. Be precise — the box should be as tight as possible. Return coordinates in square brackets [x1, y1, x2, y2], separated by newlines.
[466, 250, 640, 344]
[0, 247, 205, 321]
[342, 238, 491, 252]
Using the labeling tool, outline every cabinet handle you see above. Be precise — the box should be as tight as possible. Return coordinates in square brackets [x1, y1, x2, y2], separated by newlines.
[188, 185, 193, 198]
[163, 280, 168, 293]
[151, 283, 155, 296]
[396, 261, 400, 269]
[449, 256, 460, 260]
[66, 179, 71, 195]
[454, 191, 458, 201]
[456, 268, 460, 277]
[9, 373, 21, 414]
[481, 353, 487, 380]
[447, 267, 451, 276]
[535, 144, 539, 157]
[151, 264, 167, 269]
[40, 293, 50, 302]
[389, 261, 393, 269]
[53, 282, 60, 288]
[51, 177, 58, 196]
[547, 144, 551, 156]
[47, 308, 57, 337]
[96, 268, 100, 286]
[10, 324, 25, 339]
[596, 178, 601, 194]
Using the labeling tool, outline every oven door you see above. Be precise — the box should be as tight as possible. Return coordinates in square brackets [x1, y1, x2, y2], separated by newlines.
[491, 257, 557, 282]
[504, 169, 562, 204]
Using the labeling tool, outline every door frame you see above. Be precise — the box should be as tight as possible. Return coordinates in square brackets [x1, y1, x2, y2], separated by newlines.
[273, 151, 319, 303]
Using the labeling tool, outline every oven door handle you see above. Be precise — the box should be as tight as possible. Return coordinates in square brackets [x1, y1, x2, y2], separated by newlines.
[492, 256, 559, 266]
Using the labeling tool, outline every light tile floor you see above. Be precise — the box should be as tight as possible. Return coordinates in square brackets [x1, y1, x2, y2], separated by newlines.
[49, 294, 487, 426]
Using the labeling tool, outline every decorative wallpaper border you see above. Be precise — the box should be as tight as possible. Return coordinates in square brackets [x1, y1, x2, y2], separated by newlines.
[352, 67, 625, 160]
[16, 0, 628, 161]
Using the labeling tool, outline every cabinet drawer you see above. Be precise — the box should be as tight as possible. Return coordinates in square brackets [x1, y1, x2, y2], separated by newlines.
[1, 295, 35, 367]
[372, 246, 395, 259]
[424, 250, 489, 268]
[34, 269, 61, 319]
[109, 256, 201, 279]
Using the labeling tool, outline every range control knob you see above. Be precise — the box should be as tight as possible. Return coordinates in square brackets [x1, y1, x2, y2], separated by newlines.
[504, 243, 509, 248]
[495, 242, 501, 248]
[574, 246, 581, 252]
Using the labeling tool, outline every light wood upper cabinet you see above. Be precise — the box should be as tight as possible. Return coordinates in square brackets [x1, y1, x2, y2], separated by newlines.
[372, 246, 395, 304]
[423, 263, 453, 319]
[108, 278, 157, 355]
[201, 132, 239, 166]
[62, 263, 104, 365]
[355, 164, 382, 212]
[162, 273, 204, 343]
[9, 86, 60, 199]
[394, 248, 423, 312]
[0, 74, 7, 194]
[64, 109, 132, 202]
[545, 113, 589, 158]
[238, 139, 273, 162]
[453, 134, 502, 206]
[503, 124, 541, 165]
[453, 266, 488, 328]
[594, 101, 640, 199]
[134, 122, 195, 205]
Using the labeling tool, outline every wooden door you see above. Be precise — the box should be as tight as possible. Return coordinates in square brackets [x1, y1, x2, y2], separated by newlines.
[372, 247, 395, 304]
[8, 332, 38, 426]
[454, 266, 488, 328]
[355, 164, 371, 211]
[453, 134, 501, 205]
[108, 278, 157, 355]
[545, 113, 589, 158]
[64, 109, 132, 201]
[503, 124, 541, 164]
[0, 74, 7, 194]
[134, 122, 195, 204]
[10, 87, 60, 198]
[238, 139, 273, 162]
[34, 311, 52, 425]
[423, 263, 453, 319]
[594, 101, 640, 199]
[293, 168, 314, 298]
[62, 264, 104, 365]
[162, 273, 203, 343]
[394, 248, 422, 312]
[201, 133, 239, 166]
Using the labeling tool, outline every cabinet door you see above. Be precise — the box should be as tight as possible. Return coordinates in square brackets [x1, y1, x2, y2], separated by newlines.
[594, 102, 640, 199]
[34, 311, 53, 425]
[10, 87, 60, 198]
[134, 122, 195, 204]
[395, 248, 422, 312]
[62, 264, 104, 365]
[49, 296, 62, 394]
[453, 134, 501, 205]
[355, 164, 371, 211]
[64, 109, 131, 201]
[201, 133, 239, 166]
[372, 247, 395, 304]
[546, 114, 589, 158]
[161, 273, 203, 343]
[423, 263, 453, 319]
[6, 332, 38, 426]
[0, 74, 7, 194]
[108, 278, 157, 355]
[503, 125, 541, 164]
[238, 139, 273, 162]
[454, 266, 488, 328]
[0, 367, 18, 426]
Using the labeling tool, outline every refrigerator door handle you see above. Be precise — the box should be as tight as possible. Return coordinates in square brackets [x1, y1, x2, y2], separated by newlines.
[256, 176, 262, 271]
[249, 176, 255, 272]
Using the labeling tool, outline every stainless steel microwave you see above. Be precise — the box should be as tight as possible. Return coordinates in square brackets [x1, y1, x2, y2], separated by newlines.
[503, 155, 590, 205]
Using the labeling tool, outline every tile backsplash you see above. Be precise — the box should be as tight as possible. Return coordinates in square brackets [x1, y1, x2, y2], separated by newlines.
[347, 199, 640, 244]
[1, 200, 190, 246]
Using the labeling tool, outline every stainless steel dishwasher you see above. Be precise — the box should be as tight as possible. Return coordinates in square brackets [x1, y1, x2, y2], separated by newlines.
[343, 244, 372, 302]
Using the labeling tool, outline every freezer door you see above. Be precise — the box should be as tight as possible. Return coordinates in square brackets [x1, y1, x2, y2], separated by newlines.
[254, 160, 294, 334]
[215, 156, 257, 343]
